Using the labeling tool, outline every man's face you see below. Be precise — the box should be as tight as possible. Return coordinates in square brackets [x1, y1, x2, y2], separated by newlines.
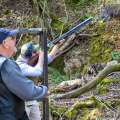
[3, 36, 17, 57]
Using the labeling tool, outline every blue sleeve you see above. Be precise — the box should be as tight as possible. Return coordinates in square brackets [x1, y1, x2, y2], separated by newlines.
[1, 59, 47, 101]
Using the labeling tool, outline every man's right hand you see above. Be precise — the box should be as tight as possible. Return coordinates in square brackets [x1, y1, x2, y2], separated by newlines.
[43, 90, 50, 98]
[27, 53, 39, 66]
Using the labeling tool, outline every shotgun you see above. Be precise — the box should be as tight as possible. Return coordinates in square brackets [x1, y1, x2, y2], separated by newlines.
[47, 17, 93, 47]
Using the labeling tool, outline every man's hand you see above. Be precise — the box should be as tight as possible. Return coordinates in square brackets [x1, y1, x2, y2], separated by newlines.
[38, 51, 44, 65]
[56, 39, 65, 47]
[27, 53, 39, 66]
[44, 90, 50, 98]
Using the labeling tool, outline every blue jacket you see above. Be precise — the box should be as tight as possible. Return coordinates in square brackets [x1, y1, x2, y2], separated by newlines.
[0, 56, 47, 119]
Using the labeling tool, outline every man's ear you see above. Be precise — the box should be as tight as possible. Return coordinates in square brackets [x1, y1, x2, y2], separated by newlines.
[2, 40, 9, 49]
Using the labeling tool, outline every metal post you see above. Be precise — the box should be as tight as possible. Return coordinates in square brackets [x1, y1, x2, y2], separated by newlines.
[39, 29, 49, 120]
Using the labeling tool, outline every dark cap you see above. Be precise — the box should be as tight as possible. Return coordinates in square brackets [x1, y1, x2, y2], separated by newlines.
[0, 28, 19, 43]
[21, 42, 34, 58]
[21, 42, 39, 58]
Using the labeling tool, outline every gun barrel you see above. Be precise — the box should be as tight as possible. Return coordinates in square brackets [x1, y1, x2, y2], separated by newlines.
[18, 28, 43, 34]
[48, 17, 92, 47]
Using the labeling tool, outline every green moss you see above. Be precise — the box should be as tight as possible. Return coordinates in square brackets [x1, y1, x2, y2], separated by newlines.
[65, 108, 78, 119]
[78, 108, 90, 120]
[50, 103, 68, 118]
[96, 78, 117, 95]
[88, 21, 118, 64]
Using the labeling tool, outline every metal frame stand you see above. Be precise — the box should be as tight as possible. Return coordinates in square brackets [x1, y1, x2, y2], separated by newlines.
[39, 29, 49, 120]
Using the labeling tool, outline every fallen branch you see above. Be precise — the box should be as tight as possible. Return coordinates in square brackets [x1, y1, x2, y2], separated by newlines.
[50, 79, 82, 93]
[50, 84, 80, 93]
[51, 64, 120, 99]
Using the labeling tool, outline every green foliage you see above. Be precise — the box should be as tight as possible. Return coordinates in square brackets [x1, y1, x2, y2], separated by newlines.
[51, 15, 64, 30]
[50, 15, 69, 37]
[65, 0, 96, 7]
[96, 78, 117, 95]
[93, 96, 116, 115]
[48, 67, 69, 84]
[89, 37, 112, 63]
[65, 108, 78, 119]
[78, 108, 90, 120]
[50, 100, 68, 118]
[49, 56, 65, 74]
[79, 12, 92, 21]
[89, 21, 115, 64]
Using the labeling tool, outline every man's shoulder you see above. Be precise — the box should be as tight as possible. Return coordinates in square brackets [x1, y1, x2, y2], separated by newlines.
[0, 57, 20, 70]
[0, 56, 7, 62]
[0, 56, 7, 68]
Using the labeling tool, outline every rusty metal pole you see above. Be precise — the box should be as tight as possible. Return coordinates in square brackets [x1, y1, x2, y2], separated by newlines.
[39, 29, 49, 120]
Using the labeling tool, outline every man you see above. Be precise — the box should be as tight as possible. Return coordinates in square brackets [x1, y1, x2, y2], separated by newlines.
[0, 28, 48, 120]
[16, 40, 63, 120]
[16, 41, 60, 77]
